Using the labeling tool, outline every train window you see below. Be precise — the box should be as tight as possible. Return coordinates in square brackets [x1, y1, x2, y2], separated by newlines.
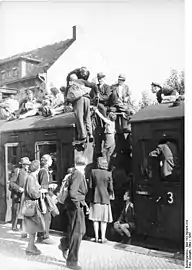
[139, 140, 153, 181]
[35, 141, 58, 182]
[149, 139, 180, 182]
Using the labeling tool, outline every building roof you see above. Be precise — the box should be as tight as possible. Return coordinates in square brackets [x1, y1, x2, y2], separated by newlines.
[130, 101, 184, 123]
[0, 38, 75, 77]
[0, 112, 76, 133]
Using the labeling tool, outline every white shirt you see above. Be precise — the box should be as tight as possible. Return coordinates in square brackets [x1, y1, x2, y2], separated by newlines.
[118, 85, 123, 100]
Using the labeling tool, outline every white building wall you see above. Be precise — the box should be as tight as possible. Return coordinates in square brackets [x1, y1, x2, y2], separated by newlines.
[46, 31, 115, 91]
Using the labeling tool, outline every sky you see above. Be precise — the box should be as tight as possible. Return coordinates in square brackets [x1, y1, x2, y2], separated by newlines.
[0, 0, 184, 102]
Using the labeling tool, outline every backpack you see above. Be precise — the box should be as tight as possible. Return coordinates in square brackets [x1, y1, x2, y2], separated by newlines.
[57, 169, 75, 204]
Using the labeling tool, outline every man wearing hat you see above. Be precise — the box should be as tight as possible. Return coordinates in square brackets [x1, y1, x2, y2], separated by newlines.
[110, 74, 131, 108]
[96, 72, 111, 117]
[9, 157, 31, 232]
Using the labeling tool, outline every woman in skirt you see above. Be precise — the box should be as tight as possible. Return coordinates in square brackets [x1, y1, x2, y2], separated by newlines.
[88, 157, 114, 243]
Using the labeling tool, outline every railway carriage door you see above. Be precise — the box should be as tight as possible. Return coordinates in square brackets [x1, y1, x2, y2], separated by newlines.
[4, 143, 20, 222]
[152, 129, 183, 242]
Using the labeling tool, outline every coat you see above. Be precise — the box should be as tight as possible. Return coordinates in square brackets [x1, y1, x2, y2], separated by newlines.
[118, 201, 135, 230]
[89, 169, 113, 205]
[110, 83, 130, 106]
[9, 167, 29, 202]
[97, 83, 111, 105]
[149, 141, 179, 178]
[23, 174, 45, 234]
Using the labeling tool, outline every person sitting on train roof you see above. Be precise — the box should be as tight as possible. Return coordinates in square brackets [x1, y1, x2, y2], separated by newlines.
[18, 89, 42, 120]
[109, 74, 131, 110]
[39, 87, 65, 117]
[66, 73, 94, 144]
[66, 66, 90, 87]
[151, 82, 179, 104]
[149, 140, 179, 179]
[0, 94, 19, 120]
[91, 72, 111, 117]
[113, 190, 135, 244]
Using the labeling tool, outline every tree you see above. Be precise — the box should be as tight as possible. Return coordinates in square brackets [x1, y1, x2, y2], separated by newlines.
[138, 91, 156, 110]
[164, 69, 185, 95]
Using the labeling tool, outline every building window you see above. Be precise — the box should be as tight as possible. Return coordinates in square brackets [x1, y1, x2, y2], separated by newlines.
[13, 68, 18, 77]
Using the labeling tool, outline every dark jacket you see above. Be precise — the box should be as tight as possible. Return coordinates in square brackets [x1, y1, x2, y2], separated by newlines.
[89, 168, 113, 205]
[118, 202, 135, 228]
[68, 169, 88, 209]
[38, 167, 53, 189]
[66, 68, 90, 87]
[9, 167, 28, 201]
[97, 83, 111, 105]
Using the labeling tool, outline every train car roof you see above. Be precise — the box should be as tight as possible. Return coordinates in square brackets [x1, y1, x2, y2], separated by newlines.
[130, 101, 184, 123]
[0, 112, 76, 133]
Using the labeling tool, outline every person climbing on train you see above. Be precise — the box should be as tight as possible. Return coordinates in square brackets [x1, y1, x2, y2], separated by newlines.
[149, 139, 179, 180]
[113, 189, 135, 244]
[66, 73, 94, 144]
[66, 67, 90, 88]
[94, 108, 116, 163]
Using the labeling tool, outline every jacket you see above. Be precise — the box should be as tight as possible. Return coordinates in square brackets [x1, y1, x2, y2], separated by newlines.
[9, 167, 28, 201]
[110, 83, 130, 105]
[66, 68, 90, 87]
[118, 201, 135, 228]
[38, 167, 53, 189]
[149, 141, 179, 178]
[89, 168, 113, 205]
[97, 83, 111, 105]
[68, 168, 88, 209]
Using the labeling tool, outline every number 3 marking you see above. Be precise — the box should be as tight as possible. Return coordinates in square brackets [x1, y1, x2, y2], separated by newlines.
[167, 192, 174, 204]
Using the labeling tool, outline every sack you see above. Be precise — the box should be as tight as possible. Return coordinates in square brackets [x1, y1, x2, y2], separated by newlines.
[45, 194, 59, 217]
[57, 172, 73, 205]
[67, 82, 84, 103]
[21, 200, 36, 217]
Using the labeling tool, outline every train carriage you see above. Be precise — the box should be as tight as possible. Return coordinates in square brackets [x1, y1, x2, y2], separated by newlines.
[130, 101, 184, 248]
[0, 112, 94, 227]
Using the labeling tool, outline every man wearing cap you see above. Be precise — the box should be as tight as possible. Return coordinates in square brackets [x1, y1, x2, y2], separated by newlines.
[9, 157, 31, 232]
[151, 82, 179, 104]
[110, 74, 131, 108]
[96, 72, 111, 117]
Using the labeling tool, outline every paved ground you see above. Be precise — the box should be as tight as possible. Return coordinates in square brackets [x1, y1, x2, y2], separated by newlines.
[0, 223, 184, 270]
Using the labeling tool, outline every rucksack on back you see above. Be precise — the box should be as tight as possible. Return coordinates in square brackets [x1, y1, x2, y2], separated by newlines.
[57, 170, 75, 204]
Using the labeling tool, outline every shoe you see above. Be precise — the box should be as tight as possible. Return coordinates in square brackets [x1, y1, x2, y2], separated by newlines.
[58, 243, 68, 259]
[101, 238, 108, 244]
[12, 228, 19, 232]
[66, 263, 82, 270]
[36, 237, 54, 244]
[94, 238, 99, 243]
[26, 247, 41, 256]
[21, 233, 27, 238]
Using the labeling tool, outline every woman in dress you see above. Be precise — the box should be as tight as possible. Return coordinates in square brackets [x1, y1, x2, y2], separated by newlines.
[88, 157, 114, 243]
[23, 160, 46, 255]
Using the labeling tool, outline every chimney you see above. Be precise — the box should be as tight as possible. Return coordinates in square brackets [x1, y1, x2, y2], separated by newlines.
[73, 25, 77, 40]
